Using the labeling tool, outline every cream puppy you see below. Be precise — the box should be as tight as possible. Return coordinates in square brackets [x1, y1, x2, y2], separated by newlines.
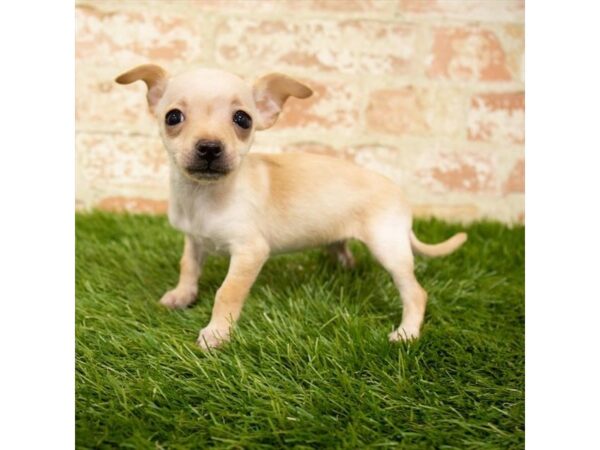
[116, 65, 467, 350]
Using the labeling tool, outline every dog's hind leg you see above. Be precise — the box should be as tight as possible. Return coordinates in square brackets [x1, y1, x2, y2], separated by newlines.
[362, 213, 428, 341]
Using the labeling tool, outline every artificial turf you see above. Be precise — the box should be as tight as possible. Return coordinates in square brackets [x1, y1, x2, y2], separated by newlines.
[75, 212, 524, 449]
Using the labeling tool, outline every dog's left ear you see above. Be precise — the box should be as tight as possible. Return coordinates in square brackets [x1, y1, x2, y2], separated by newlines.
[252, 73, 312, 130]
[115, 64, 168, 113]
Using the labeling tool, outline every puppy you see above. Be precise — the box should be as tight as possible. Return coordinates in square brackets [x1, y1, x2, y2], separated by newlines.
[115, 65, 467, 350]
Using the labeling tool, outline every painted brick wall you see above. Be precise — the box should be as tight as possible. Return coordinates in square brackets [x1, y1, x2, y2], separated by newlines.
[75, 0, 524, 222]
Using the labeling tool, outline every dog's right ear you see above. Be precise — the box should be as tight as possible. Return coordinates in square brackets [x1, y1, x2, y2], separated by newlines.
[115, 64, 168, 113]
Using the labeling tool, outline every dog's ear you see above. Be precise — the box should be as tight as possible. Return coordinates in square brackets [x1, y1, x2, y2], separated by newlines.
[252, 73, 312, 130]
[115, 64, 168, 113]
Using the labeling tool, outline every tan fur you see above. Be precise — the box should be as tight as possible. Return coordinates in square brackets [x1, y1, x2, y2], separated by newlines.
[115, 64, 168, 112]
[159, 235, 202, 309]
[410, 231, 468, 257]
[116, 65, 467, 350]
[253, 73, 313, 129]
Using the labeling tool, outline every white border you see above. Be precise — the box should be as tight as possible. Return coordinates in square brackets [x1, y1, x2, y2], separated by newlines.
[2, 1, 600, 448]
[527, 1, 600, 449]
[0, 2, 74, 448]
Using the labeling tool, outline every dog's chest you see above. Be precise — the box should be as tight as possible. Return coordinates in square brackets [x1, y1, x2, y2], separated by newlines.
[168, 193, 240, 254]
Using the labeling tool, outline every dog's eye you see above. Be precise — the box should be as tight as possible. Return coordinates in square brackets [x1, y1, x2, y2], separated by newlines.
[232, 110, 252, 130]
[165, 109, 184, 126]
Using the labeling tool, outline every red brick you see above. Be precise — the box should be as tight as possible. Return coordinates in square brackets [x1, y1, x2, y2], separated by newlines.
[75, 4, 207, 66]
[417, 151, 496, 193]
[273, 79, 360, 130]
[399, 0, 524, 22]
[503, 24, 525, 82]
[289, 0, 395, 13]
[366, 86, 465, 137]
[503, 158, 524, 194]
[98, 196, 168, 214]
[427, 27, 513, 81]
[280, 142, 406, 182]
[76, 68, 155, 133]
[350, 144, 408, 182]
[412, 204, 480, 221]
[196, 0, 393, 13]
[77, 133, 168, 191]
[216, 18, 418, 75]
[468, 92, 524, 144]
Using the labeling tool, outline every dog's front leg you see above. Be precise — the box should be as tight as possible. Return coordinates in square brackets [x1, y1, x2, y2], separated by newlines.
[197, 241, 269, 350]
[160, 235, 203, 309]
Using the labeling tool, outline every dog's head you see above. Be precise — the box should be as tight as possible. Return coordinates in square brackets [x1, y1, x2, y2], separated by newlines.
[115, 65, 312, 182]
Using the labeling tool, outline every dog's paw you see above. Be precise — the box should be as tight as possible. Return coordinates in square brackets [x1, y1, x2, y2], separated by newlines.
[159, 287, 197, 309]
[388, 325, 420, 342]
[197, 326, 230, 350]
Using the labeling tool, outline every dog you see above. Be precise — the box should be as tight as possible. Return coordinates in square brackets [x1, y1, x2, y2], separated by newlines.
[115, 64, 467, 350]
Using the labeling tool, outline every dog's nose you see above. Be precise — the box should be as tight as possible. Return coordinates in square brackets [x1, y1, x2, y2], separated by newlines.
[195, 140, 223, 163]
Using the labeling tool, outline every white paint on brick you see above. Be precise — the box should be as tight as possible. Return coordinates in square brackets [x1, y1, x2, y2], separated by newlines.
[468, 96, 525, 144]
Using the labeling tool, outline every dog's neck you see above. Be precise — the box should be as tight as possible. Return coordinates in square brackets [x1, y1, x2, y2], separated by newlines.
[168, 160, 237, 205]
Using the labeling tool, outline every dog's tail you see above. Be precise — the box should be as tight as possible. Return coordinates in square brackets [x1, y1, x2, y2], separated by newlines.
[410, 230, 467, 257]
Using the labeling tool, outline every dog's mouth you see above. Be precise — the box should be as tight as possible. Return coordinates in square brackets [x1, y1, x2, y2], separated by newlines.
[185, 166, 230, 180]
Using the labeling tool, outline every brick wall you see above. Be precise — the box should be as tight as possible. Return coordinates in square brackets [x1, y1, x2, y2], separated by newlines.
[75, 0, 524, 222]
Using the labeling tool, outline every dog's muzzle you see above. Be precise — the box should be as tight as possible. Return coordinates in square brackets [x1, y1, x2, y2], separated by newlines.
[186, 139, 230, 179]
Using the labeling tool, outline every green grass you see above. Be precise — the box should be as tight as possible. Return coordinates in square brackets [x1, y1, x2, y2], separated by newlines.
[76, 212, 524, 449]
